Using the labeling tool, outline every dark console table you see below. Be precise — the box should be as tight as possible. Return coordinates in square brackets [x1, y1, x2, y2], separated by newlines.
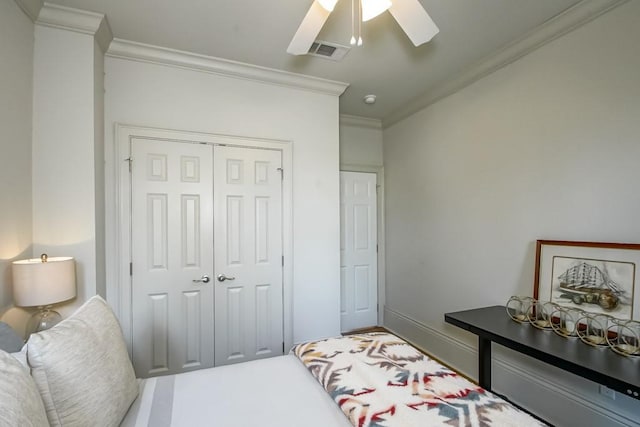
[445, 305, 640, 401]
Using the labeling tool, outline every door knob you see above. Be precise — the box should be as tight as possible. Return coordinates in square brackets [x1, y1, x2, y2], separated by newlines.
[192, 275, 210, 284]
[217, 274, 236, 282]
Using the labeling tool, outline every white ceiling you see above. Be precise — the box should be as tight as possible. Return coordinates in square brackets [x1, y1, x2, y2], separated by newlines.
[46, 0, 583, 121]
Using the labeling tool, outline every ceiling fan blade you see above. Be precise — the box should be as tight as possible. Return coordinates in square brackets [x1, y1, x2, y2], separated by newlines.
[388, 0, 439, 46]
[287, 1, 332, 55]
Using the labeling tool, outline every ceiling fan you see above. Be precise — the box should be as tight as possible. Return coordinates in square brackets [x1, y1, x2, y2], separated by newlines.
[287, 0, 439, 55]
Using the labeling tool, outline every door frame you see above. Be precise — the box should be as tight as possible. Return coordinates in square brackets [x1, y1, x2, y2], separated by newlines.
[339, 164, 386, 326]
[108, 124, 294, 356]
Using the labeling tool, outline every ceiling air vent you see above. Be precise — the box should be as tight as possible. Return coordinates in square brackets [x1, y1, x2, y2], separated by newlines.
[307, 40, 350, 61]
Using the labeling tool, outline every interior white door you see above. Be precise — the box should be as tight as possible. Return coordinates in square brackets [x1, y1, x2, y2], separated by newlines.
[214, 145, 284, 366]
[340, 171, 378, 332]
[130, 138, 214, 377]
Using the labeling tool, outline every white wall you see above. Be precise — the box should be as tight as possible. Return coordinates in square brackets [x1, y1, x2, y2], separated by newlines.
[93, 40, 106, 299]
[383, 1, 640, 426]
[0, 0, 34, 332]
[31, 23, 106, 317]
[104, 56, 342, 343]
[339, 115, 383, 168]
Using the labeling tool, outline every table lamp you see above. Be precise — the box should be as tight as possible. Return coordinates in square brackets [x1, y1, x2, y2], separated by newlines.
[12, 254, 76, 334]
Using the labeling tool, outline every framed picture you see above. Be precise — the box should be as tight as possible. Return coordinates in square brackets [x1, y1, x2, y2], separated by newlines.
[534, 240, 640, 320]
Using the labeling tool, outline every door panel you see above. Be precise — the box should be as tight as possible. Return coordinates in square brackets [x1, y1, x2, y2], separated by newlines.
[131, 138, 214, 377]
[340, 171, 378, 332]
[214, 146, 284, 366]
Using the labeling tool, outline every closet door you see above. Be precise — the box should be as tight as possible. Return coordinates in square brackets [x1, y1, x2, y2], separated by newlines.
[130, 138, 214, 377]
[129, 139, 285, 376]
[213, 145, 284, 366]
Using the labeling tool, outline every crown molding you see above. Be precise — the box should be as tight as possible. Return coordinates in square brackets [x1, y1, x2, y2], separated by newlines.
[340, 114, 382, 130]
[106, 39, 349, 97]
[382, 0, 629, 128]
[35, 3, 113, 53]
[13, 0, 43, 22]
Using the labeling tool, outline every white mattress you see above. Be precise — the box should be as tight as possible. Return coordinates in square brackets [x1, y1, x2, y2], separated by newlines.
[120, 354, 352, 427]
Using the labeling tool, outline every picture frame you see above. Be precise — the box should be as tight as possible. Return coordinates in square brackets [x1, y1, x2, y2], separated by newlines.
[534, 240, 640, 321]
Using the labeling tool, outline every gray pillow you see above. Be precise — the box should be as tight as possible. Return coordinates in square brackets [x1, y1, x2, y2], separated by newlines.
[0, 321, 23, 353]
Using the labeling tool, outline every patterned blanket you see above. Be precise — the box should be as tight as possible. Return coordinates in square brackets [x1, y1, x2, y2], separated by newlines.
[292, 332, 546, 427]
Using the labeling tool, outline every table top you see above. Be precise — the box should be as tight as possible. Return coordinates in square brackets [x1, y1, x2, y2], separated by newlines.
[445, 305, 640, 399]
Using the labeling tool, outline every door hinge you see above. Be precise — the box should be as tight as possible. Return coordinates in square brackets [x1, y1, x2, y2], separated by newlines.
[376, 244, 378, 253]
[277, 167, 283, 180]
[125, 157, 132, 173]
[282, 342, 285, 353]
[282, 255, 284, 266]
[129, 262, 133, 276]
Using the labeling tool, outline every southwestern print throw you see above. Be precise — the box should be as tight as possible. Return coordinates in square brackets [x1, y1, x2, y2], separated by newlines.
[292, 333, 546, 427]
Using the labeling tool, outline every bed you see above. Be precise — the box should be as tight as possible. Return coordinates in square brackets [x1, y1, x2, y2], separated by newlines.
[121, 353, 351, 427]
[0, 296, 547, 427]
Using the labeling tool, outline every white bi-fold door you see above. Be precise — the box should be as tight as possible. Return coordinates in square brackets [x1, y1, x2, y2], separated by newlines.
[340, 171, 378, 332]
[130, 138, 284, 377]
[213, 145, 283, 366]
[130, 138, 214, 377]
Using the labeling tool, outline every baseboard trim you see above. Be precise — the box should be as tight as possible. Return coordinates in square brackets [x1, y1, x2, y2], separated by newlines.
[383, 306, 638, 427]
[495, 356, 636, 426]
[384, 306, 477, 377]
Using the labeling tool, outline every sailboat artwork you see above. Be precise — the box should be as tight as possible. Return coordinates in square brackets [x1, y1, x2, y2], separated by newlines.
[550, 256, 635, 319]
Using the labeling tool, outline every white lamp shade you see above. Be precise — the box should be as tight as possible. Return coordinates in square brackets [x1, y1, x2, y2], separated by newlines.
[12, 257, 76, 307]
[362, 0, 392, 21]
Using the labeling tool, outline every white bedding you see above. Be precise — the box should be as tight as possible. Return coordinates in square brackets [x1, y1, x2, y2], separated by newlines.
[120, 354, 352, 427]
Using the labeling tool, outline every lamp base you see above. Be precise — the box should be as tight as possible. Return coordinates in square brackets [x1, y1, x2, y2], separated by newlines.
[26, 307, 62, 335]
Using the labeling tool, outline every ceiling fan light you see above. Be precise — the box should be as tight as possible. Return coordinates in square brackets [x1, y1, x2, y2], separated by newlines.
[362, 0, 392, 22]
[317, 0, 339, 12]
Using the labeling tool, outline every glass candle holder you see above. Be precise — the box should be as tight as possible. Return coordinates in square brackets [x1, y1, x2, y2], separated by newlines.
[506, 296, 535, 323]
[607, 319, 640, 356]
[527, 300, 556, 330]
[577, 313, 612, 347]
[550, 306, 583, 338]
